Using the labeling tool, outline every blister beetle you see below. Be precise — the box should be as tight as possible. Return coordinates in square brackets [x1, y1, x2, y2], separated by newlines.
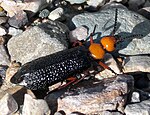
[10, 9, 119, 91]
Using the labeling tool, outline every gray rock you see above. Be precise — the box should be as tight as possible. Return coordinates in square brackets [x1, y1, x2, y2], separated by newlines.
[0, 45, 10, 65]
[131, 92, 140, 103]
[86, 0, 105, 8]
[72, 8, 150, 55]
[109, 0, 128, 3]
[65, 0, 86, 4]
[0, 65, 8, 86]
[48, 7, 64, 21]
[69, 26, 88, 42]
[124, 99, 150, 115]
[0, 26, 7, 36]
[0, 0, 50, 17]
[0, 93, 18, 115]
[128, 0, 146, 11]
[39, 9, 50, 18]
[8, 10, 28, 28]
[0, 16, 8, 24]
[102, 110, 123, 115]
[7, 20, 69, 64]
[101, 2, 128, 10]
[138, 7, 150, 20]
[122, 55, 150, 73]
[46, 74, 134, 114]
[8, 27, 23, 36]
[22, 94, 50, 115]
[144, 0, 150, 7]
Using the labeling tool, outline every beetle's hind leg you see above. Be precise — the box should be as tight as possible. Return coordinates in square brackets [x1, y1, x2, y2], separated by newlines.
[57, 77, 77, 90]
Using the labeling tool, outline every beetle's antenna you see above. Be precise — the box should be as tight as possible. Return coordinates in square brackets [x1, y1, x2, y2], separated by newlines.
[112, 9, 118, 36]
[89, 24, 97, 43]
[90, 24, 97, 36]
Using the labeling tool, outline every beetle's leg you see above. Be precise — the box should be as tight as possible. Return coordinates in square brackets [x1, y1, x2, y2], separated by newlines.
[72, 40, 83, 47]
[72, 75, 87, 85]
[57, 77, 77, 89]
[98, 61, 117, 75]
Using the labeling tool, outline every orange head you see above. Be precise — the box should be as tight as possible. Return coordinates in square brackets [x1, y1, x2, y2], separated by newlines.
[89, 43, 105, 60]
[100, 36, 116, 52]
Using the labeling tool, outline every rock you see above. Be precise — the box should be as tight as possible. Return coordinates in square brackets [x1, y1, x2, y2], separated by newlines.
[0, 0, 50, 17]
[133, 89, 150, 101]
[72, 8, 150, 55]
[0, 65, 8, 86]
[131, 91, 140, 103]
[144, 0, 150, 7]
[0, 93, 18, 115]
[0, 26, 7, 36]
[102, 110, 123, 115]
[109, 0, 128, 3]
[48, 7, 64, 21]
[65, 0, 86, 4]
[54, 111, 66, 115]
[124, 99, 150, 115]
[122, 55, 150, 73]
[8, 10, 28, 28]
[69, 26, 88, 42]
[39, 9, 50, 18]
[8, 27, 23, 36]
[0, 45, 10, 65]
[138, 7, 150, 20]
[0, 61, 21, 90]
[7, 20, 69, 64]
[95, 53, 121, 79]
[46, 74, 134, 114]
[0, 36, 5, 45]
[86, 0, 105, 8]
[0, 16, 8, 24]
[101, 2, 128, 10]
[0, 86, 35, 106]
[22, 94, 50, 115]
[128, 0, 146, 11]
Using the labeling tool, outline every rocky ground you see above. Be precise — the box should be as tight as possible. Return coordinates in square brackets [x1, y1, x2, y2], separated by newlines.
[0, 0, 150, 115]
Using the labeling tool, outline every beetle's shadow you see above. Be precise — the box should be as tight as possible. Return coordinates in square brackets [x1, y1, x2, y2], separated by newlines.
[115, 20, 150, 52]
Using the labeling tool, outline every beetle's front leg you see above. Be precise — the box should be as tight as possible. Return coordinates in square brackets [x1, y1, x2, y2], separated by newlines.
[98, 61, 117, 75]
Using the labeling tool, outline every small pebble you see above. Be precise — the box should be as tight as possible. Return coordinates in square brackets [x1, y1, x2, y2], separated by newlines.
[65, 0, 86, 4]
[8, 27, 23, 36]
[0, 26, 7, 36]
[131, 92, 140, 103]
[86, 0, 105, 8]
[0, 93, 18, 115]
[48, 7, 64, 21]
[39, 9, 50, 18]
[22, 94, 50, 115]
[69, 26, 88, 42]
[8, 10, 28, 28]
[0, 45, 10, 65]
[0, 17, 8, 24]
